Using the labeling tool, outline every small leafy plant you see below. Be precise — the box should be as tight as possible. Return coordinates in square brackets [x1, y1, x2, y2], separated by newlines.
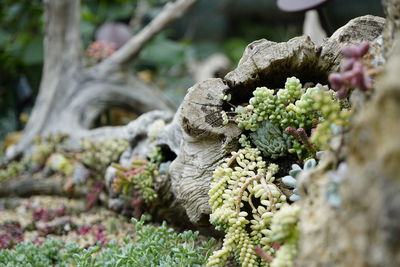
[0, 216, 215, 267]
[112, 146, 164, 203]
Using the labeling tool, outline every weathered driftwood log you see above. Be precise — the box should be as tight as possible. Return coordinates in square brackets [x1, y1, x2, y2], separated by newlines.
[0, 175, 86, 198]
[169, 78, 241, 224]
[167, 15, 385, 225]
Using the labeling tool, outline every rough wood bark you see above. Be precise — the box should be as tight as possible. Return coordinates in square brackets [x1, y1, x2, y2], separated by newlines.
[169, 78, 241, 224]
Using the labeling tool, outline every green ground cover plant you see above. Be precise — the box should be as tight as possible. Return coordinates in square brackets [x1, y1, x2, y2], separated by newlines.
[0, 216, 215, 267]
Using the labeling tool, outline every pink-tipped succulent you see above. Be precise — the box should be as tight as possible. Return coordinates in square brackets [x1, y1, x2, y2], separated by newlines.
[285, 126, 316, 155]
[33, 206, 66, 222]
[328, 41, 372, 99]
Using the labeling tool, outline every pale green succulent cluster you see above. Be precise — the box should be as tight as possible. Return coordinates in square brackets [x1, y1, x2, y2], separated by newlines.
[238, 134, 252, 148]
[1, 134, 68, 182]
[208, 147, 287, 266]
[147, 146, 164, 164]
[80, 138, 128, 172]
[269, 204, 301, 267]
[30, 134, 68, 167]
[225, 77, 350, 158]
[309, 91, 351, 150]
[0, 160, 26, 182]
[234, 77, 317, 131]
[45, 153, 74, 177]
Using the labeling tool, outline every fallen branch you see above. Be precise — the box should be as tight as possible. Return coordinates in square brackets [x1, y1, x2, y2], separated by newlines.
[0, 175, 86, 198]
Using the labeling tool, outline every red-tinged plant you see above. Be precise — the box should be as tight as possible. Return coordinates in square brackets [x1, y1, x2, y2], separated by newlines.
[92, 225, 106, 244]
[111, 157, 158, 203]
[33, 206, 67, 222]
[285, 126, 316, 155]
[86, 181, 105, 210]
[77, 225, 107, 245]
[33, 208, 54, 222]
[329, 41, 372, 99]
[0, 222, 24, 248]
[77, 226, 92, 236]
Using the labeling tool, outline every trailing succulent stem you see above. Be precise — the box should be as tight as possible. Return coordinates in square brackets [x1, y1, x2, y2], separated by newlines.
[208, 147, 287, 266]
[269, 204, 301, 267]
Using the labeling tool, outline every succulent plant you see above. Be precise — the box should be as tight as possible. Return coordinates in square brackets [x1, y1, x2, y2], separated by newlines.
[80, 138, 128, 173]
[1, 134, 69, 183]
[230, 77, 350, 158]
[87, 40, 116, 61]
[269, 204, 301, 267]
[111, 147, 163, 203]
[208, 147, 287, 266]
[326, 162, 348, 208]
[45, 153, 74, 176]
[30, 134, 68, 168]
[250, 121, 291, 159]
[282, 158, 318, 202]
[0, 160, 27, 182]
[111, 158, 158, 203]
[328, 41, 372, 99]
